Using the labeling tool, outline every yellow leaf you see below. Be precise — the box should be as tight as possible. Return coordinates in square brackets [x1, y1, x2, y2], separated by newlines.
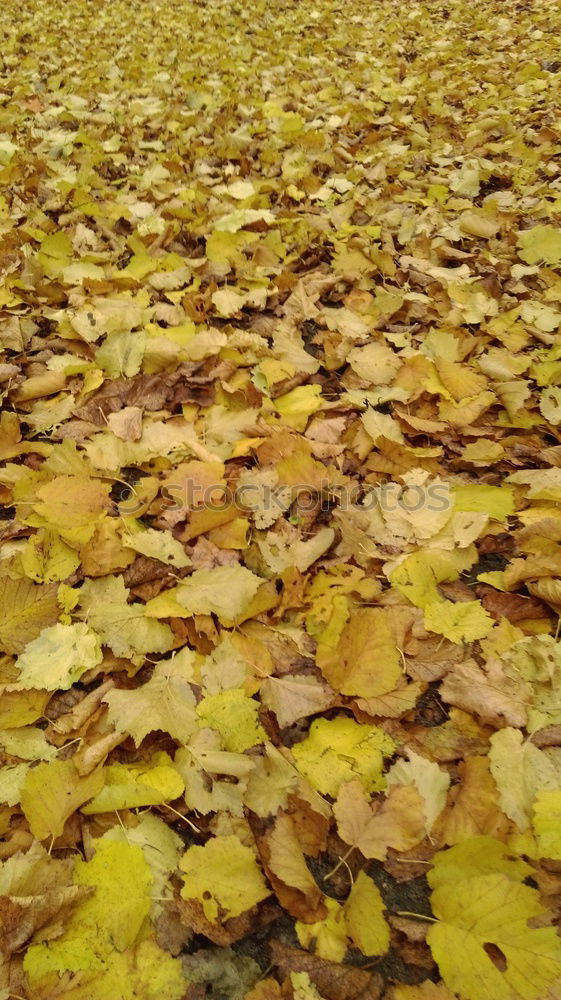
[517, 224, 561, 265]
[78, 575, 174, 658]
[453, 483, 514, 522]
[291, 716, 395, 797]
[14, 622, 102, 691]
[21, 528, 80, 583]
[175, 565, 262, 622]
[427, 837, 533, 891]
[275, 385, 323, 431]
[296, 897, 347, 962]
[82, 753, 184, 813]
[20, 759, 104, 839]
[393, 984, 456, 1000]
[196, 688, 266, 752]
[423, 599, 494, 643]
[316, 607, 401, 698]
[23, 840, 185, 1000]
[489, 727, 560, 832]
[533, 790, 561, 860]
[427, 873, 561, 1000]
[180, 834, 270, 923]
[266, 813, 323, 907]
[387, 750, 450, 832]
[0, 761, 30, 806]
[103, 655, 197, 745]
[38, 232, 73, 278]
[29, 475, 111, 545]
[0, 689, 49, 729]
[435, 359, 488, 401]
[0, 578, 59, 655]
[343, 871, 389, 957]
[540, 386, 561, 425]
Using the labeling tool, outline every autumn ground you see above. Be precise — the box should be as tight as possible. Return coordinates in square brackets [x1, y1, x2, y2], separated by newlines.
[2, 0, 561, 997]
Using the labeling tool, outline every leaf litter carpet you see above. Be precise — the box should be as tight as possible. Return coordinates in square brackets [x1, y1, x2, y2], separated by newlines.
[1, 0, 561, 998]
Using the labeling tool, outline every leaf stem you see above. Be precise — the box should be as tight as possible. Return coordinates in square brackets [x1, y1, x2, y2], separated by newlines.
[395, 910, 438, 922]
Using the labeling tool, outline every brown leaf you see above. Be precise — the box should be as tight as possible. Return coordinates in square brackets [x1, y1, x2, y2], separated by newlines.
[285, 795, 330, 858]
[257, 814, 325, 922]
[51, 680, 115, 737]
[442, 755, 509, 846]
[270, 941, 383, 1000]
[475, 583, 552, 623]
[154, 901, 193, 956]
[177, 896, 257, 946]
[335, 781, 426, 860]
[260, 675, 335, 728]
[74, 363, 211, 424]
[0, 885, 92, 955]
[439, 656, 529, 728]
[107, 405, 143, 441]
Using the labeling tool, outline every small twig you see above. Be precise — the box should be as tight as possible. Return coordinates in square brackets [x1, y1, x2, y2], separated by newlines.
[160, 802, 200, 833]
[323, 845, 355, 881]
[395, 910, 437, 922]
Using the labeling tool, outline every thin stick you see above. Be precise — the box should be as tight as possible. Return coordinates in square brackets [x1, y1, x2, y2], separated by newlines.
[160, 802, 200, 832]
[323, 845, 354, 881]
